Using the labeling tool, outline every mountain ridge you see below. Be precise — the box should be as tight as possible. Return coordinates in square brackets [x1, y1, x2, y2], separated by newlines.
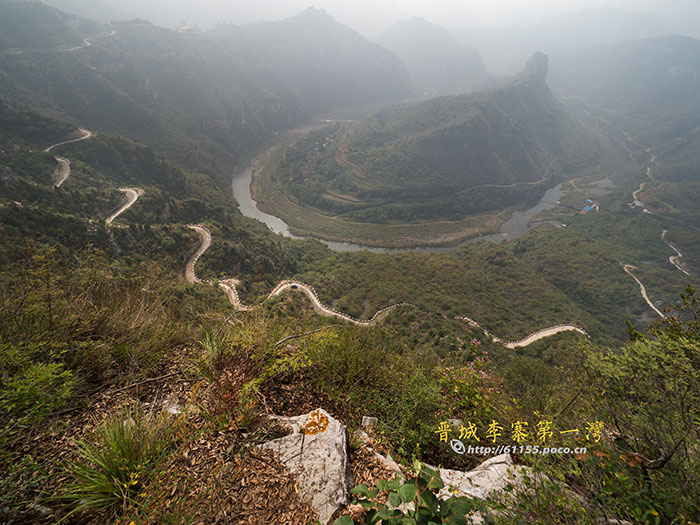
[376, 16, 493, 96]
[0, 1, 411, 180]
[267, 51, 599, 226]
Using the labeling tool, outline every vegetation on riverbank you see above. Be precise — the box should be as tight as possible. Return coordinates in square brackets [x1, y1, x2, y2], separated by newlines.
[252, 135, 511, 248]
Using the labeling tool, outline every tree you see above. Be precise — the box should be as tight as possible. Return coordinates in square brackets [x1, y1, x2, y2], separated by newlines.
[582, 288, 700, 520]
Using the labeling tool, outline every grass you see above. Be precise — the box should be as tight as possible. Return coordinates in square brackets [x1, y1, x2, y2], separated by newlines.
[60, 407, 175, 520]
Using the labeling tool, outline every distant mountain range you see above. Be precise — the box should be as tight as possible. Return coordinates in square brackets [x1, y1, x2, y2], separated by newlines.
[0, 0, 102, 51]
[452, 7, 674, 75]
[550, 35, 700, 119]
[375, 17, 494, 96]
[0, 2, 411, 178]
[550, 34, 700, 183]
[38, 0, 134, 24]
[211, 8, 411, 113]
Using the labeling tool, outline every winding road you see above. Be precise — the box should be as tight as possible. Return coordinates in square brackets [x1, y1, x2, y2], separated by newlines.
[578, 106, 698, 311]
[622, 264, 665, 318]
[616, 125, 697, 310]
[457, 316, 587, 349]
[7, 29, 117, 56]
[106, 188, 143, 224]
[186, 225, 407, 325]
[44, 128, 94, 188]
[45, 129, 143, 223]
[504, 325, 588, 348]
[187, 225, 589, 342]
[662, 230, 693, 277]
[59, 30, 117, 53]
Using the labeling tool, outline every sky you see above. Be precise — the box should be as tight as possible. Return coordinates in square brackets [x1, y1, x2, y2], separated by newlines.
[107, 0, 700, 36]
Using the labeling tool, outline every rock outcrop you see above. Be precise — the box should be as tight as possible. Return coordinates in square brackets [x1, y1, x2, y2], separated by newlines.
[436, 453, 529, 500]
[260, 408, 349, 524]
[261, 410, 534, 524]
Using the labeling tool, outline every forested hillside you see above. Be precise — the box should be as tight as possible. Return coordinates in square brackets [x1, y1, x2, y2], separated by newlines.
[268, 52, 599, 226]
[211, 8, 412, 113]
[0, 2, 411, 181]
[0, 0, 101, 51]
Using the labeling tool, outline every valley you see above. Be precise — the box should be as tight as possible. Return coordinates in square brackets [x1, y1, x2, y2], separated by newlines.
[1, 2, 700, 524]
[251, 53, 601, 247]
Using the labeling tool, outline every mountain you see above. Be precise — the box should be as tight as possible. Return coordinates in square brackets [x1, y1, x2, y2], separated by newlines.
[452, 7, 672, 75]
[550, 35, 700, 119]
[0, 16, 290, 177]
[550, 35, 700, 197]
[0, 0, 101, 51]
[0, 2, 411, 179]
[3, 3, 700, 523]
[39, 0, 134, 24]
[269, 52, 598, 225]
[210, 8, 411, 113]
[376, 17, 493, 96]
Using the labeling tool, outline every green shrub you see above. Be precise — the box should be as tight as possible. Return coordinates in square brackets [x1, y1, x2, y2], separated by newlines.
[485, 457, 599, 525]
[336, 461, 488, 524]
[307, 328, 446, 461]
[578, 289, 700, 522]
[438, 356, 499, 422]
[0, 361, 75, 423]
[60, 407, 175, 520]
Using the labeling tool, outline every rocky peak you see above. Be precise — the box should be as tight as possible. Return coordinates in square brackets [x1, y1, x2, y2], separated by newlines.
[521, 51, 549, 83]
[294, 6, 333, 23]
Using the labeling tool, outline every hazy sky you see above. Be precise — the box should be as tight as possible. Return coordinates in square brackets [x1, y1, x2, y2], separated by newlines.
[109, 0, 700, 36]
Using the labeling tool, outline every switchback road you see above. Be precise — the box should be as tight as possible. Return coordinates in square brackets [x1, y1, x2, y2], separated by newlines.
[106, 188, 143, 224]
[188, 225, 588, 343]
[44, 129, 94, 188]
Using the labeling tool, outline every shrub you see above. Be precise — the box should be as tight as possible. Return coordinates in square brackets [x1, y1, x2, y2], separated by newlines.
[438, 355, 499, 421]
[60, 407, 175, 520]
[0, 361, 75, 423]
[578, 288, 700, 522]
[336, 461, 488, 524]
[307, 328, 445, 462]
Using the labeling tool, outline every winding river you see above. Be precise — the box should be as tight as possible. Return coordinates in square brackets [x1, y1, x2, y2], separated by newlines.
[231, 167, 566, 254]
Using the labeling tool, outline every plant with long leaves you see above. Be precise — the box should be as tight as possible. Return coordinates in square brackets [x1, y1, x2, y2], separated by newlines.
[58, 407, 174, 521]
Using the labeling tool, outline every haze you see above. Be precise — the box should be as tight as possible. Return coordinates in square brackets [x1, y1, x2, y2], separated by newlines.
[103, 0, 700, 36]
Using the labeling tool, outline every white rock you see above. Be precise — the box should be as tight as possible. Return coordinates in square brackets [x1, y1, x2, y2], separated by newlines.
[374, 452, 403, 476]
[362, 416, 378, 430]
[260, 408, 349, 525]
[437, 454, 529, 500]
[162, 399, 182, 415]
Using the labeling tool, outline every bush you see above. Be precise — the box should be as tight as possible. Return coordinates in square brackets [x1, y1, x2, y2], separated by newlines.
[579, 288, 700, 522]
[0, 361, 75, 423]
[336, 461, 488, 524]
[307, 327, 446, 462]
[60, 407, 175, 520]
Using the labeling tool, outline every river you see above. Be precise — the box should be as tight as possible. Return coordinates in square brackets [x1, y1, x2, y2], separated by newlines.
[232, 167, 566, 254]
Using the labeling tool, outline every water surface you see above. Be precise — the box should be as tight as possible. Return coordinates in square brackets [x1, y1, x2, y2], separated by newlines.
[232, 167, 567, 254]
